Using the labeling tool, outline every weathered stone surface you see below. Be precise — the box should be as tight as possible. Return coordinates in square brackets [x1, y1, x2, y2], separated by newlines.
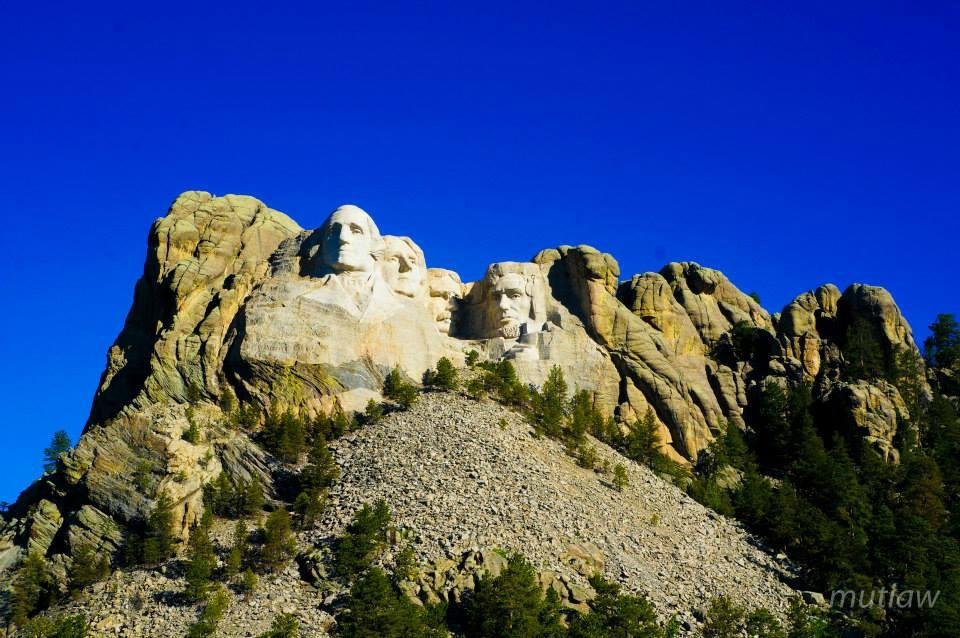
[822, 381, 909, 463]
[89, 192, 302, 426]
[535, 247, 721, 458]
[659, 262, 772, 344]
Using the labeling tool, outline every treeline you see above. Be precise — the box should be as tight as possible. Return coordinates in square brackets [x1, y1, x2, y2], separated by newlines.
[687, 314, 960, 637]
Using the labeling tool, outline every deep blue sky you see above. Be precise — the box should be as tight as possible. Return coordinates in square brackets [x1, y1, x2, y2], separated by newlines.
[1, 1, 957, 503]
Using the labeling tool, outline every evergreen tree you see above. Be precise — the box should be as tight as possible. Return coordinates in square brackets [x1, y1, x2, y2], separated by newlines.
[67, 544, 110, 597]
[465, 350, 480, 367]
[334, 500, 391, 579]
[624, 409, 660, 466]
[259, 613, 300, 638]
[293, 489, 326, 529]
[142, 493, 176, 565]
[183, 416, 201, 444]
[924, 313, 960, 370]
[227, 519, 248, 577]
[184, 518, 216, 601]
[241, 568, 259, 597]
[568, 575, 671, 638]
[43, 430, 72, 473]
[535, 366, 568, 438]
[842, 317, 885, 380]
[383, 366, 405, 398]
[462, 553, 565, 638]
[261, 507, 296, 570]
[186, 585, 230, 638]
[700, 596, 745, 638]
[612, 464, 629, 492]
[362, 399, 384, 425]
[335, 567, 443, 638]
[300, 436, 339, 492]
[10, 552, 51, 626]
[435, 357, 459, 390]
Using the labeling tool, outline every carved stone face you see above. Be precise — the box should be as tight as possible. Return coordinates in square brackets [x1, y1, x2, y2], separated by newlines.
[321, 205, 379, 273]
[494, 273, 533, 338]
[383, 236, 426, 298]
[427, 269, 463, 334]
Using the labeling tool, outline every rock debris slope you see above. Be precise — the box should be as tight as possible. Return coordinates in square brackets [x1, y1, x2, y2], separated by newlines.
[320, 392, 798, 629]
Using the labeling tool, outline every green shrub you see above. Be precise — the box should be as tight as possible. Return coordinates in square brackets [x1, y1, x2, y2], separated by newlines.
[362, 399, 384, 425]
[466, 377, 485, 400]
[384, 366, 420, 410]
[612, 464, 629, 492]
[700, 596, 745, 638]
[393, 544, 417, 582]
[23, 613, 88, 638]
[186, 585, 230, 638]
[259, 613, 300, 638]
[67, 544, 110, 597]
[435, 357, 459, 390]
[11, 552, 52, 626]
[465, 350, 480, 367]
[241, 568, 259, 597]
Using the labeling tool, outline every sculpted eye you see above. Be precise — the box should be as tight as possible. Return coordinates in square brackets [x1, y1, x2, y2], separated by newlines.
[351, 224, 363, 234]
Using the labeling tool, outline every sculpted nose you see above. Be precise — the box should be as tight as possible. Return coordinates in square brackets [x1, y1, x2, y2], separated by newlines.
[498, 295, 510, 310]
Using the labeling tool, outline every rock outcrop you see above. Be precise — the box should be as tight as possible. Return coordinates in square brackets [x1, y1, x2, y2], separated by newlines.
[0, 192, 930, 635]
[88, 192, 302, 426]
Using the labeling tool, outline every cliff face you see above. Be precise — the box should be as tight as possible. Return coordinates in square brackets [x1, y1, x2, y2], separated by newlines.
[0, 192, 928, 615]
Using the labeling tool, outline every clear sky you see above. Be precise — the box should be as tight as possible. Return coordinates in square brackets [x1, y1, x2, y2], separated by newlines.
[0, 1, 957, 503]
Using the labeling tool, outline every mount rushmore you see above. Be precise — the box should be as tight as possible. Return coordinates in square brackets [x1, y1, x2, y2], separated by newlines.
[0, 190, 921, 578]
[89, 191, 919, 465]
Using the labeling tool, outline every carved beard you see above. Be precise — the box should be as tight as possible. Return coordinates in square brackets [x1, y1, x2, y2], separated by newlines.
[501, 323, 521, 339]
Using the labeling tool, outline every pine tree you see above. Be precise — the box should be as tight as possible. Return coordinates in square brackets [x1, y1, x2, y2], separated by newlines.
[335, 568, 442, 638]
[334, 500, 391, 579]
[924, 313, 960, 370]
[624, 409, 660, 465]
[535, 365, 567, 438]
[67, 544, 110, 597]
[184, 518, 216, 601]
[293, 489, 326, 529]
[462, 553, 562, 638]
[568, 575, 669, 638]
[259, 613, 300, 638]
[842, 317, 885, 380]
[434, 357, 458, 390]
[227, 519, 248, 577]
[10, 552, 51, 626]
[43, 430, 72, 473]
[142, 492, 176, 565]
[261, 507, 296, 570]
[300, 437, 339, 492]
[612, 464, 629, 491]
[186, 584, 230, 638]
